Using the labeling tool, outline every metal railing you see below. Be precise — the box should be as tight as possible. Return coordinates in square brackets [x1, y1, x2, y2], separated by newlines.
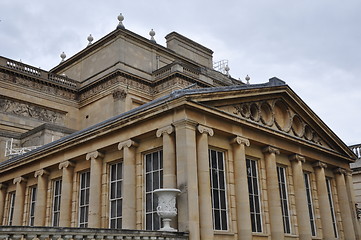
[350, 144, 361, 159]
[0, 226, 188, 240]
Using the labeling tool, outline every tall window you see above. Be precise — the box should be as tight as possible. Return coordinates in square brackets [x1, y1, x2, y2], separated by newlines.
[145, 150, 163, 230]
[209, 149, 228, 230]
[277, 166, 291, 234]
[326, 178, 338, 238]
[246, 158, 262, 233]
[52, 179, 62, 227]
[29, 186, 37, 226]
[7, 192, 15, 225]
[304, 173, 316, 236]
[109, 162, 123, 229]
[79, 171, 90, 228]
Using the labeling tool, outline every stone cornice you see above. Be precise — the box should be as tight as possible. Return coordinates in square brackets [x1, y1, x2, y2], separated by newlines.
[312, 161, 327, 169]
[118, 139, 139, 150]
[289, 154, 306, 163]
[197, 125, 214, 136]
[262, 146, 280, 155]
[156, 125, 174, 138]
[86, 150, 104, 161]
[59, 160, 75, 170]
[230, 136, 250, 147]
[34, 169, 50, 178]
[13, 176, 27, 184]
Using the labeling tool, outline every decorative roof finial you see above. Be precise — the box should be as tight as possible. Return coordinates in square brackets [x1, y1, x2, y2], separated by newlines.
[149, 29, 156, 43]
[60, 52, 66, 63]
[117, 13, 125, 29]
[225, 65, 230, 77]
[87, 34, 93, 46]
[245, 75, 250, 85]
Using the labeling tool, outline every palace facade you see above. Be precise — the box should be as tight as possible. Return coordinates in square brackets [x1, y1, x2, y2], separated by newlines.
[0, 15, 359, 240]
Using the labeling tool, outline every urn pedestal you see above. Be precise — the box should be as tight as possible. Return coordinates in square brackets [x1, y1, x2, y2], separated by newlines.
[154, 188, 181, 231]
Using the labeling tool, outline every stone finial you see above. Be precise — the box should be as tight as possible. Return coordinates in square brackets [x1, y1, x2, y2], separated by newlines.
[86, 150, 104, 161]
[289, 154, 306, 163]
[149, 29, 156, 43]
[59, 160, 75, 170]
[245, 75, 250, 85]
[312, 161, 327, 169]
[156, 125, 174, 138]
[13, 176, 27, 185]
[34, 169, 50, 178]
[230, 136, 250, 146]
[60, 52, 66, 63]
[118, 139, 138, 150]
[87, 34, 94, 46]
[117, 13, 125, 29]
[225, 65, 230, 77]
[197, 125, 214, 136]
[262, 146, 280, 155]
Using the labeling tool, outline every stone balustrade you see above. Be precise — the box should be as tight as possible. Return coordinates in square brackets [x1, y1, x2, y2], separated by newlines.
[0, 226, 188, 240]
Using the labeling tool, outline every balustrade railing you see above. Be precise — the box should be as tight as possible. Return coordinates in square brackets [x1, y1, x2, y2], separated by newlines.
[350, 143, 361, 159]
[0, 56, 78, 89]
[0, 226, 188, 240]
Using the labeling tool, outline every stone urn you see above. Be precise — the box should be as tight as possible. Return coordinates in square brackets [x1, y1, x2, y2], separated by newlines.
[153, 188, 181, 231]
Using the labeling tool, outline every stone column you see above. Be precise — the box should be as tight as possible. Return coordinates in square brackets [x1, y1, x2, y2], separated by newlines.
[0, 183, 8, 225]
[231, 136, 252, 240]
[174, 119, 200, 240]
[196, 124, 214, 240]
[289, 154, 312, 240]
[334, 168, 356, 240]
[262, 146, 284, 240]
[34, 169, 49, 226]
[13, 176, 27, 225]
[86, 150, 104, 228]
[156, 125, 176, 188]
[345, 172, 361, 240]
[59, 160, 75, 227]
[118, 139, 138, 229]
[313, 161, 335, 240]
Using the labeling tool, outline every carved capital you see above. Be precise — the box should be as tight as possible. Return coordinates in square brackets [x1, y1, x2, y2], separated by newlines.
[262, 146, 280, 155]
[118, 139, 139, 150]
[312, 161, 327, 169]
[59, 160, 75, 170]
[197, 125, 214, 136]
[13, 177, 27, 185]
[334, 167, 347, 175]
[289, 154, 305, 163]
[112, 88, 127, 100]
[230, 136, 250, 147]
[156, 125, 174, 138]
[86, 150, 104, 161]
[34, 169, 50, 178]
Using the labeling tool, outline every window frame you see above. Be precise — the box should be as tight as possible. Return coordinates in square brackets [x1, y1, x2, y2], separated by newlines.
[52, 179, 62, 227]
[109, 161, 123, 229]
[7, 192, 15, 226]
[209, 148, 229, 231]
[326, 178, 338, 238]
[246, 158, 263, 233]
[28, 186, 37, 226]
[304, 172, 317, 237]
[144, 149, 163, 230]
[277, 165, 291, 234]
[78, 171, 90, 228]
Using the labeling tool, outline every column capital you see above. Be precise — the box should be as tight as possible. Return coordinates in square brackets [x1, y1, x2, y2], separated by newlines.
[13, 176, 27, 185]
[197, 124, 214, 136]
[59, 160, 75, 170]
[118, 139, 139, 150]
[86, 150, 104, 161]
[262, 146, 280, 155]
[312, 161, 327, 169]
[34, 169, 50, 178]
[156, 125, 174, 138]
[334, 167, 347, 175]
[230, 136, 250, 146]
[289, 154, 305, 163]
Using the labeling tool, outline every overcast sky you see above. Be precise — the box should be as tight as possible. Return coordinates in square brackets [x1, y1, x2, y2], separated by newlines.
[1, 0, 360, 145]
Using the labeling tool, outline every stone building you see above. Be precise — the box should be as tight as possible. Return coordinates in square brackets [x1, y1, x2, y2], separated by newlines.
[0, 15, 359, 240]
